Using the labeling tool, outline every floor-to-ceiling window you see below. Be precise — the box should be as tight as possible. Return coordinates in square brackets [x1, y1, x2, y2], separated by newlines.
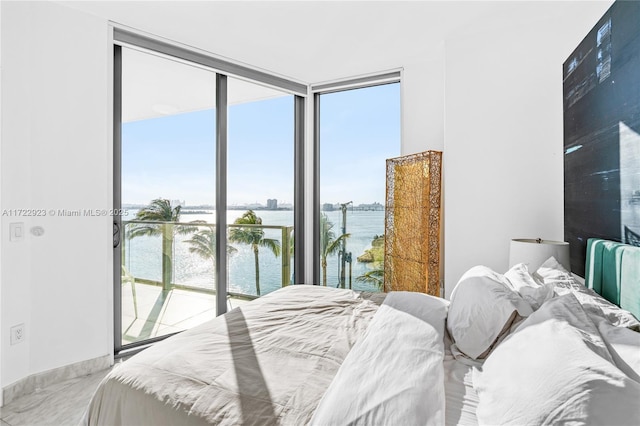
[315, 80, 401, 291]
[113, 31, 398, 353]
[113, 31, 305, 353]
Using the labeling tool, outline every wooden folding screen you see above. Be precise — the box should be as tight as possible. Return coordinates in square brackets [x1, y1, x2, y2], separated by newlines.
[384, 151, 442, 296]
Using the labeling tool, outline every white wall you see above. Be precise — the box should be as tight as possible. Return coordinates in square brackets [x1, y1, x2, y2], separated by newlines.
[442, 1, 612, 297]
[401, 43, 446, 154]
[1, 1, 112, 388]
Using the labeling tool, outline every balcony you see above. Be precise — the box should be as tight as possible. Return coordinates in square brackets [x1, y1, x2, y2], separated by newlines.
[121, 220, 293, 345]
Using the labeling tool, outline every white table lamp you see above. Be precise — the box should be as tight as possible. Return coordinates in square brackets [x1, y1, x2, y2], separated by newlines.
[509, 238, 571, 272]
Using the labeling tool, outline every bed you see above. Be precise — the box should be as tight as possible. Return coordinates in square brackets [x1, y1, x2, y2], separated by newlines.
[84, 239, 640, 425]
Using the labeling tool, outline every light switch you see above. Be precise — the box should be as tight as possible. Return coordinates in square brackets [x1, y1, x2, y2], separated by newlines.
[10, 222, 24, 242]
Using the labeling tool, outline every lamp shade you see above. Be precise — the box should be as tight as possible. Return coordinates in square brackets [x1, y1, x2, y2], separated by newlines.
[509, 238, 570, 272]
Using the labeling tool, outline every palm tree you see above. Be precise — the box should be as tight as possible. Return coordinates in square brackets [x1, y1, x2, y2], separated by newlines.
[228, 210, 281, 296]
[127, 198, 197, 292]
[356, 266, 385, 291]
[185, 226, 237, 286]
[320, 213, 350, 287]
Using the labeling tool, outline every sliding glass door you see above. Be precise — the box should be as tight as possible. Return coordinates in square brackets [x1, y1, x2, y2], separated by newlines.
[118, 46, 217, 346]
[113, 35, 304, 353]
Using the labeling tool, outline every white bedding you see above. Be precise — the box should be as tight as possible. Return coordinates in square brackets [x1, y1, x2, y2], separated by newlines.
[444, 355, 479, 426]
[443, 319, 479, 426]
[447, 259, 640, 426]
[473, 293, 640, 425]
[84, 285, 385, 426]
[84, 265, 640, 426]
[311, 292, 449, 425]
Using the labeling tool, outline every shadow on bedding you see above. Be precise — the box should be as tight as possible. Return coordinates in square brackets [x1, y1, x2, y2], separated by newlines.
[226, 309, 279, 425]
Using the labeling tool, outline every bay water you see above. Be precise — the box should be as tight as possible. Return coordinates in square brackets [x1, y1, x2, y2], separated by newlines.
[123, 209, 384, 296]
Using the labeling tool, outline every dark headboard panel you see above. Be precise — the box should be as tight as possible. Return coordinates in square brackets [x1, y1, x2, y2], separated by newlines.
[563, 0, 640, 277]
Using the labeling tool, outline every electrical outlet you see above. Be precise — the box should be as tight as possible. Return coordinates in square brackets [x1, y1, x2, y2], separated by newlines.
[10, 323, 25, 345]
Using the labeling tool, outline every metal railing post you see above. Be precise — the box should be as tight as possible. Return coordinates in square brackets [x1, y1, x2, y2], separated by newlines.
[281, 226, 291, 288]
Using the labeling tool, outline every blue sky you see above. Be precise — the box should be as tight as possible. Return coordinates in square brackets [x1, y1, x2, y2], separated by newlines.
[122, 83, 400, 206]
[319, 83, 400, 205]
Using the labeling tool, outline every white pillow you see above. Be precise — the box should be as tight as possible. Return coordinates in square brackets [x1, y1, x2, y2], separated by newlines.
[447, 266, 533, 360]
[474, 293, 640, 426]
[504, 262, 542, 291]
[534, 255, 571, 280]
[505, 263, 556, 310]
[536, 257, 640, 330]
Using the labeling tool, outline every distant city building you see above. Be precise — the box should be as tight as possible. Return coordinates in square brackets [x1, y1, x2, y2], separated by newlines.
[322, 203, 336, 211]
[267, 199, 278, 209]
[355, 202, 384, 211]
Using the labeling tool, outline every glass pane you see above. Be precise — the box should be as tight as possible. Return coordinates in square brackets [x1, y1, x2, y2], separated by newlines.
[319, 83, 401, 292]
[120, 47, 216, 346]
[227, 77, 294, 299]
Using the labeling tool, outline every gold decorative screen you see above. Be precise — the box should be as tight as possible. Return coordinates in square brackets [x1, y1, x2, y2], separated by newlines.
[384, 151, 442, 296]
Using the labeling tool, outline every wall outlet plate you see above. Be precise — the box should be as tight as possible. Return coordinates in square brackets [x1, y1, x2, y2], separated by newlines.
[9, 223, 24, 242]
[10, 323, 25, 345]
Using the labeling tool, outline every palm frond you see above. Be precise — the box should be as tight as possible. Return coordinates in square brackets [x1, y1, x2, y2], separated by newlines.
[229, 228, 262, 245]
[324, 233, 350, 257]
[233, 210, 261, 225]
[186, 233, 214, 258]
[175, 223, 200, 236]
[185, 227, 237, 262]
[259, 237, 281, 257]
[127, 224, 162, 239]
[229, 210, 266, 246]
[356, 267, 385, 290]
[135, 199, 176, 222]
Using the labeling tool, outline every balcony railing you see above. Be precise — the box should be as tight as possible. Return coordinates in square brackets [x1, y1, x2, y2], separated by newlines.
[122, 220, 294, 299]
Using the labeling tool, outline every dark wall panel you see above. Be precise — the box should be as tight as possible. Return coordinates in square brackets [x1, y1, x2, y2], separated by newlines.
[564, 0, 640, 277]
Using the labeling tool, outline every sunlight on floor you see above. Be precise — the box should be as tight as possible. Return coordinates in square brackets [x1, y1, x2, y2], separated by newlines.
[121, 282, 250, 345]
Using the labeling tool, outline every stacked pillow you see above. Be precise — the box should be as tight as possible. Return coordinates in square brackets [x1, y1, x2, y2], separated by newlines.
[447, 257, 640, 361]
[503, 262, 555, 309]
[447, 258, 640, 424]
[446, 266, 533, 361]
[535, 257, 640, 330]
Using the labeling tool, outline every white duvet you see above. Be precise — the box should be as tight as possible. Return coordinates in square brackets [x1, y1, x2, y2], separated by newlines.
[312, 291, 449, 426]
[83, 285, 385, 426]
[473, 293, 640, 426]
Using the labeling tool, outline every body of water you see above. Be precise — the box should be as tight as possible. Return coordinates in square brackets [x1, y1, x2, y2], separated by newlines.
[123, 209, 385, 296]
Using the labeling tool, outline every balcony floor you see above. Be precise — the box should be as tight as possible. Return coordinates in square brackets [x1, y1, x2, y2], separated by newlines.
[121, 281, 251, 345]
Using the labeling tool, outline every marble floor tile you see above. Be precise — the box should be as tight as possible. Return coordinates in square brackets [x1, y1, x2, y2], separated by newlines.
[0, 367, 111, 426]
